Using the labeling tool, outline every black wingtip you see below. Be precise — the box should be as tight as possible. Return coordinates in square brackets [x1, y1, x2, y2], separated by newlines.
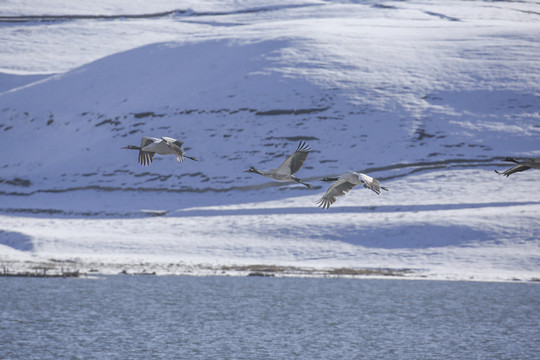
[296, 140, 311, 153]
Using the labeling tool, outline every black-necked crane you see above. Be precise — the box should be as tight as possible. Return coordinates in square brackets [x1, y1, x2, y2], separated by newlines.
[122, 136, 198, 166]
[316, 171, 388, 209]
[245, 141, 313, 189]
[495, 157, 540, 177]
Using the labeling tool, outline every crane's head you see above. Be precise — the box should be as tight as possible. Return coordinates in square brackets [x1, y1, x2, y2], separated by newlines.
[244, 166, 261, 174]
[122, 145, 140, 150]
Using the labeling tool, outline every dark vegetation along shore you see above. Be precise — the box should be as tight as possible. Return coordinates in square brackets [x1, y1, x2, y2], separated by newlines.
[1, 261, 412, 279]
[2, 268, 81, 278]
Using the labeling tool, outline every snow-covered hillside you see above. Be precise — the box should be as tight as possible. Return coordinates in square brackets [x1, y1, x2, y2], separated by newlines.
[1, 0, 539, 281]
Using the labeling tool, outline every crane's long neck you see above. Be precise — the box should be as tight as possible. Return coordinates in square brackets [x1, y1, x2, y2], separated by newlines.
[504, 157, 520, 164]
[246, 167, 271, 177]
[123, 145, 141, 151]
[321, 177, 339, 182]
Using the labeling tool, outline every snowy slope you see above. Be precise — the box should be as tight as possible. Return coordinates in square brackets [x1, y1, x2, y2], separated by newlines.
[0, 0, 539, 281]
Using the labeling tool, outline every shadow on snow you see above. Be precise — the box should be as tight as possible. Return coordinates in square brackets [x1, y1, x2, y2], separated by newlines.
[174, 201, 540, 217]
[0, 230, 34, 252]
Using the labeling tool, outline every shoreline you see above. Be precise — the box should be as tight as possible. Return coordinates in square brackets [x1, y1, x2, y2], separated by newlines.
[2, 260, 538, 283]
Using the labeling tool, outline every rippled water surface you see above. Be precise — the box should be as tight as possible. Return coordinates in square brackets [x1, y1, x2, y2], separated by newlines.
[1, 276, 538, 359]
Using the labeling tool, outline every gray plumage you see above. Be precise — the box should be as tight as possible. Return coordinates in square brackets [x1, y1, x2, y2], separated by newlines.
[245, 141, 313, 189]
[317, 171, 388, 209]
[122, 136, 198, 166]
[495, 157, 540, 177]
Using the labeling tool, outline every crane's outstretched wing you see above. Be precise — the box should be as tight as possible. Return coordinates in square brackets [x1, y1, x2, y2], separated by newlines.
[138, 137, 156, 166]
[359, 173, 388, 195]
[316, 180, 357, 209]
[138, 151, 154, 166]
[161, 136, 184, 148]
[276, 141, 311, 175]
[162, 137, 185, 162]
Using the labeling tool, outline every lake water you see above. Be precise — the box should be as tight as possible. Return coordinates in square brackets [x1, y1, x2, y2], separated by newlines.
[1, 276, 538, 360]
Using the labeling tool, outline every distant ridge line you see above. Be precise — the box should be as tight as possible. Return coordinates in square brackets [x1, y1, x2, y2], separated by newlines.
[0, 4, 321, 23]
[0, 10, 187, 22]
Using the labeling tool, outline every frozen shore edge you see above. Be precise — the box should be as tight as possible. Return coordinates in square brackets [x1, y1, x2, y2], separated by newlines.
[2, 259, 539, 283]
